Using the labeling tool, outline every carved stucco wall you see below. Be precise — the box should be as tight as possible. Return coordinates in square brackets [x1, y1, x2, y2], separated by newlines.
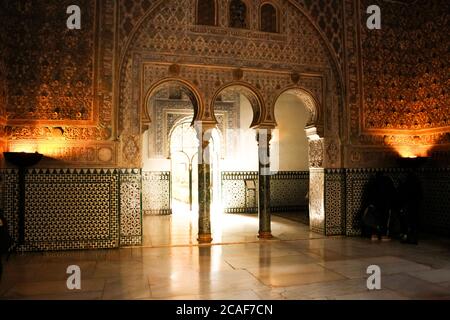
[118, 0, 344, 169]
[2, 0, 448, 169]
[3, 0, 117, 167]
[344, 0, 450, 167]
[1, 0, 345, 169]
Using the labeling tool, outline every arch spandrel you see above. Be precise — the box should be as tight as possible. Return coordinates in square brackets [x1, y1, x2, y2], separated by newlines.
[117, 0, 345, 168]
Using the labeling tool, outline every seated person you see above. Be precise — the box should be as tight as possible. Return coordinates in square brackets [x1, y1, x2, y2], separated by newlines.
[361, 172, 397, 241]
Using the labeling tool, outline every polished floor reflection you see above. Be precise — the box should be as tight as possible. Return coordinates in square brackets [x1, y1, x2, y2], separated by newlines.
[1, 213, 450, 300]
[142, 203, 320, 247]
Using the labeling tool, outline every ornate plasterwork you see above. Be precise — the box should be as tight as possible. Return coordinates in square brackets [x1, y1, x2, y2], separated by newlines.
[2, 0, 117, 166]
[5, 0, 95, 123]
[117, 0, 344, 71]
[309, 139, 324, 168]
[146, 89, 238, 158]
[361, 0, 449, 132]
[344, 0, 450, 167]
[117, 0, 344, 167]
[119, 58, 333, 166]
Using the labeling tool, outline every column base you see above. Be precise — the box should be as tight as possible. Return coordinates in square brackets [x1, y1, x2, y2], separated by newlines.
[197, 233, 213, 244]
[258, 231, 273, 239]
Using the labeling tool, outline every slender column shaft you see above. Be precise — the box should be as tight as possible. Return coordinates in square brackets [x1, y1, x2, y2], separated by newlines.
[196, 127, 213, 243]
[257, 129, 273, 239]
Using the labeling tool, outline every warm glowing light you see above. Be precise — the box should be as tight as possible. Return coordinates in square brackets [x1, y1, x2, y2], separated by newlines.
[9, 144, 38, 153]
[8, 140, 69, 158]
[396, 145, 430, 158]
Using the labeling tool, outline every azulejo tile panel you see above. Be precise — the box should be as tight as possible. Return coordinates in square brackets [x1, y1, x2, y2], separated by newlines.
[324, 169, 346, 236]
[119, 169, 142, 247]
[0, 169, 19, 246]
[20, 168, 120, 251]
[344, 168, 450, 237]
[221, 171, 310, 214]
[0, 168, 143, 252]
[142, 171, 171, 215]
[222, 172, 258, 214]
[270, 171, 309, 212]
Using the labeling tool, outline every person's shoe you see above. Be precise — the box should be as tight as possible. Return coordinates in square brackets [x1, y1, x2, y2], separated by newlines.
[381, 236, 391, 242]
[371, 234, 379, 241]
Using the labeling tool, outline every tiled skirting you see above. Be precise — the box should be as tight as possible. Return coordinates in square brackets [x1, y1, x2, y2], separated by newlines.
[221, 171, 309, 214]
[142, 171, 171, 215]
[0, 167, 447, 252]
[345, 168, 450, 237]
[221, 168, 450, 237]
[0, 168, 142, 252]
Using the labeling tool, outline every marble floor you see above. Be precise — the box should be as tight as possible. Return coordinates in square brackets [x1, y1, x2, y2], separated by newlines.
[142, 204, 320, 247]
[1, 212, 450, 300]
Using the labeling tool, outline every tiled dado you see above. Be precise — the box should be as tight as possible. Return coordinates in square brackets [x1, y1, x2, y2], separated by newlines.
[345, 168, 450, 237]
[221, 171, 309, 214]
[0, 168, 142, 252]
[142, 171, 171, 215]
[222, 172, 258, 213]
[309, 169, 346, 236]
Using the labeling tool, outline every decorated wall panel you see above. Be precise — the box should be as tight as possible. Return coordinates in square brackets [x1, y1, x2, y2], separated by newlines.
[0, 2, 7, 156]
[142, 171, 171, 215]
[0, 168, 144, 251]
[222, 171, 258, 213]
[324, 169, 346, 235]
[118, 0, 343, 168]
[270, 171, 309, 212]
[21, 169, 119, 251]
[345, 0, 450, 167]
[2, 0, 117, 167]
[221, 171, 309, 214]
[119, 169, 142, 246]
[345, 168, 450, 237]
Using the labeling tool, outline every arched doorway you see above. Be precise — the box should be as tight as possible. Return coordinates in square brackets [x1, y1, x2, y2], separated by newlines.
[169, 117, 222, 214]
[272, 90, 314, 225]
[273, 87, 325, 233]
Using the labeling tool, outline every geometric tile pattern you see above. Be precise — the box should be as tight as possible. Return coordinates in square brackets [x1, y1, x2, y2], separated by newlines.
[324, 169, 346, 236]
[309, 169, 325, 235]
[221, 171, 309, 214]
[142, 171, 171, 215]
[344, 168, 450, 237]
[119, 169, 142, 246]
[221, 172, 258, 214]
[0, 169, 19, 248]
[0, 168, 144, 251]
[20, 168, 119, 251]
[1, 167, 448, 252]
[270, 171, 309, 212]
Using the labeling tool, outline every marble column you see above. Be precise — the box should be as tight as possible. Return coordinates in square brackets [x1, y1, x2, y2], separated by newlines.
[256, 129, 273, 239]
[196, 126, 213, 243]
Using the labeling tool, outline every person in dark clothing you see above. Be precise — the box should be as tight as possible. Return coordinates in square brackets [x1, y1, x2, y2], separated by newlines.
[398, 172, 423, 244]
[361, 172, 397, 241]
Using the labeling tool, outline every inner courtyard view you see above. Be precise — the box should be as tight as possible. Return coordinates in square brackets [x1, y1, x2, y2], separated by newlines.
[0, 0, 449, 302]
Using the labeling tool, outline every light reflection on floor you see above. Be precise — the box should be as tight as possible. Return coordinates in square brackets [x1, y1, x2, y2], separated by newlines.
[2, 201, 450, 300]
[142, 201, 322, 247]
